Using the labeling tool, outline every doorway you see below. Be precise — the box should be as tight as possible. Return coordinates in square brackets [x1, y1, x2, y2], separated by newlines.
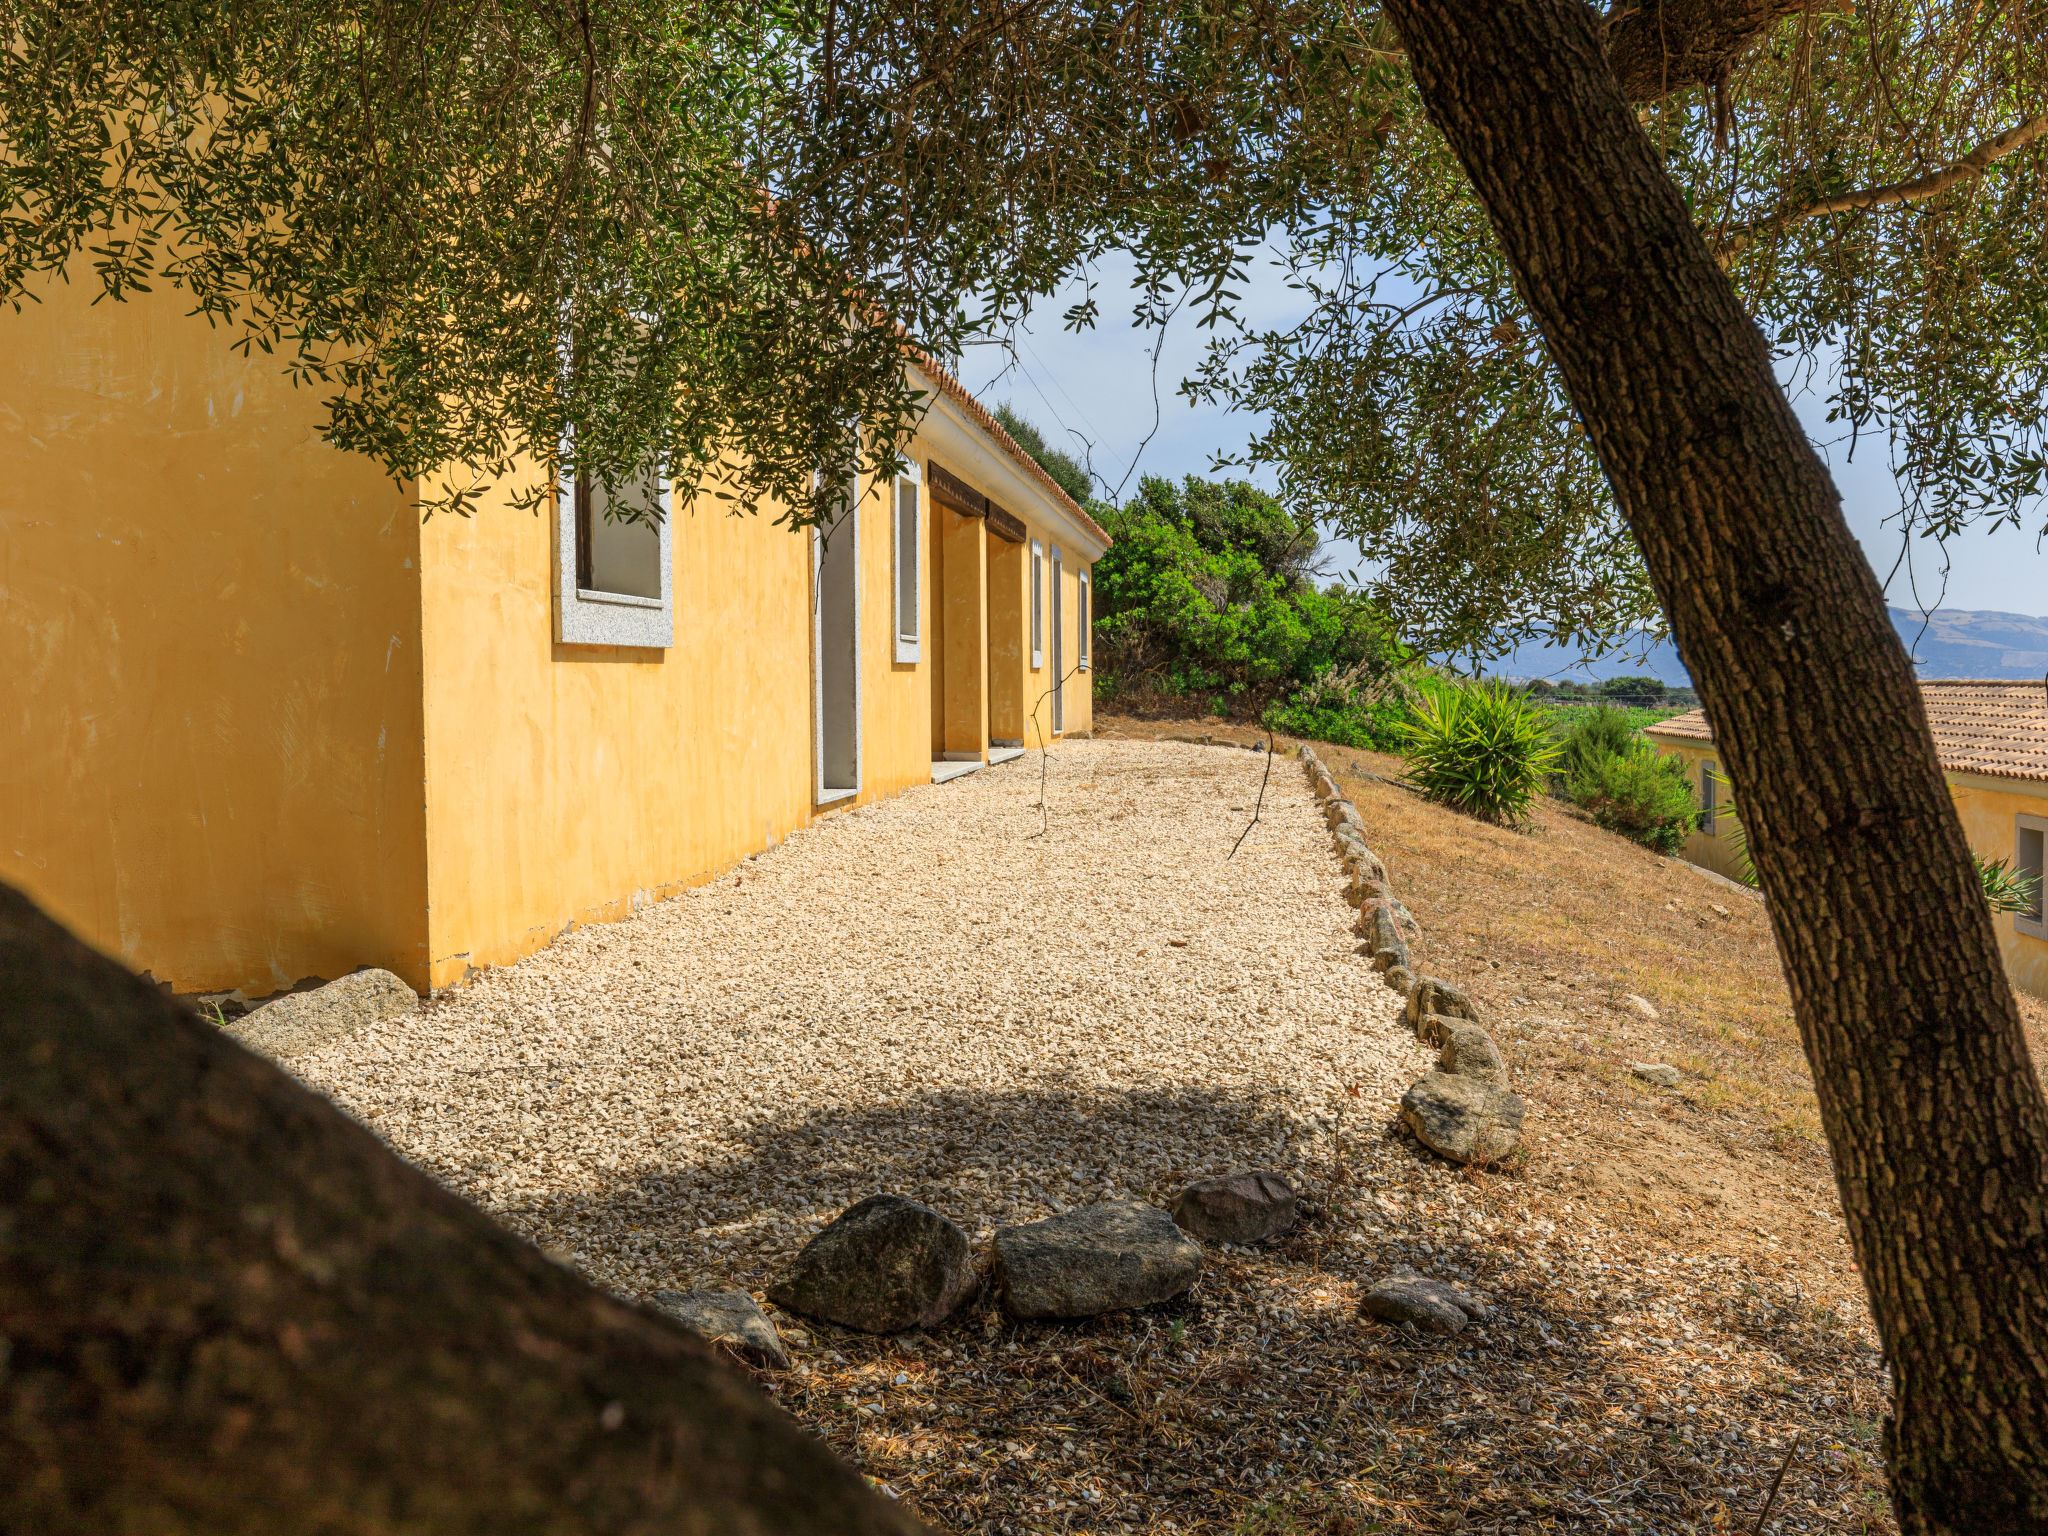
[1049, 545, 1064, 736]
[813, 496, 861, 803]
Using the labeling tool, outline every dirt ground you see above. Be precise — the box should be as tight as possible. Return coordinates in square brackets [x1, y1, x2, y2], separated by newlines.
[1082, 710, 2048, 1534]
[296, 711, 2047, 1535]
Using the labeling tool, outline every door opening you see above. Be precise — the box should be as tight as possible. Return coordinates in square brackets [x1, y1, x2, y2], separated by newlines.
[813, 488, 861, 803]
[1049, 546, 1064, 735]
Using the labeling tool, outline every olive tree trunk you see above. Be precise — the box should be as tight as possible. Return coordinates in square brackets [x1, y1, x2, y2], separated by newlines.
[0, 882, 922, 1536]
[1377, 2, 2048, 1529]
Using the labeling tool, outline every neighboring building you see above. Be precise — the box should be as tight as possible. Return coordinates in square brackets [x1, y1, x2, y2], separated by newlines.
[3, 273, 1105, 998]
[1646, 683, 2048, 1000]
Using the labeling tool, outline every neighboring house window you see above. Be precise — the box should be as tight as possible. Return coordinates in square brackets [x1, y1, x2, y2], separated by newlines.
[894, 466, 922, 664]
[1077, 570, 1090, 670]
[1698, 759, 1719, 834]
[1049, 545, 1065, 734]
[556, 461, 673, 648]
[2019, 813, 2048, 940]
[1030, 540, 1044, 669]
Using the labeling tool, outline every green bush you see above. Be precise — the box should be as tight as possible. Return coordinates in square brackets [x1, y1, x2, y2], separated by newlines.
[1086, 470, 1407, 714]
[1397, 681, 1560, 825]
[1570, 750, 1698, 854]
[1554, 704, 1644, 781]
[1262, 688, 1409, 751]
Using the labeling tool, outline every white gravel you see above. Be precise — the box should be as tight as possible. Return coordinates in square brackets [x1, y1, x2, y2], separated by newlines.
[295, 740, 1428, 1299]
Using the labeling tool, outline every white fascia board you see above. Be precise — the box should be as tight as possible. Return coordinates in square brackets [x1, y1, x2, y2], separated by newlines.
[909, 367, 1111, 563]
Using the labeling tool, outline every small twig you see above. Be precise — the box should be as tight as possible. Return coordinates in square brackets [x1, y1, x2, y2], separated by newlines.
[1752, 1433, 1801, 1534]
[1025, 662, 1086, 839]
[1228, 732, 1276, 859]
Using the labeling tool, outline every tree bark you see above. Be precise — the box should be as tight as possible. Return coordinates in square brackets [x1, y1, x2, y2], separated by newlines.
[1603, 0, 1808, 103]
[1377, 2, 2048, 1530]
[0, 882, 924, 1536]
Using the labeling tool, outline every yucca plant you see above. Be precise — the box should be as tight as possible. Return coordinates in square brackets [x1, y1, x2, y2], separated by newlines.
[1397, 680, 1561, 825]
[1978, 855, 2043, 917]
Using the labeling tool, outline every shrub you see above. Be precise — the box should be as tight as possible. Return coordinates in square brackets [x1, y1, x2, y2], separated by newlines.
[1262, 688, 1409, 751]
[1087, 470, 1407, 715]
[1555, 703, 1645, 781]
[1396, 681, 1560, 825]
[1570, 750, 1698, 854]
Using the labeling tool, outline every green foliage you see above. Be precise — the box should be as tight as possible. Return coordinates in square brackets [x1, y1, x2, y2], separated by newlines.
[0, 0, 953, 525]
[992, 404, 1092, 504]
[1262, 686, 1410, 752]
[1090, 474, 1406, 717]
[1555, 704, 1646, 782]
[7, 0, 2041, 662]
[1977, 856, 2044, 917]
[1600, 675, 1667, 703]
[1396, 680, 1560, 825]
[1570, 750, 1699, 856]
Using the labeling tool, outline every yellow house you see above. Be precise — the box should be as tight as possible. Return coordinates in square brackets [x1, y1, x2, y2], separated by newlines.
[1647, 684, 2048, 1001]
[2, 275, 1107, 999]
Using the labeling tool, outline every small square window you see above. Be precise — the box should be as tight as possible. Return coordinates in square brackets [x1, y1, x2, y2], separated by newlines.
[556, 461, 672, 648]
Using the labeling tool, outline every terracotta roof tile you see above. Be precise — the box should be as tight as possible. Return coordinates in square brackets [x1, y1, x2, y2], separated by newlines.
[1645, 681, 2048, 784]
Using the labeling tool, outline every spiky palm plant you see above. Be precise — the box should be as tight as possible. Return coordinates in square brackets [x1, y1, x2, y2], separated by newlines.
[1397, 681, 1561, 826]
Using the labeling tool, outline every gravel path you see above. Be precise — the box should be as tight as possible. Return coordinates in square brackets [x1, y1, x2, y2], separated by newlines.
[296, 740, 1428, 1301]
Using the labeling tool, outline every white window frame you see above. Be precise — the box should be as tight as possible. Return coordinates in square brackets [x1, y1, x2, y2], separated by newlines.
[554, 451, 674, 648]
[2018, 812, 2048, 940]
[893, 463, 922, 664]
[1076, 569, 1090, 670]
[1030, 539, 1044, 670]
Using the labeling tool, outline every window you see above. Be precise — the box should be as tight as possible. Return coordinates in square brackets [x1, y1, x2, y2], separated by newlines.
[2019, 814, 2048, 939]
[1698, 760, 1719, 834]
[1076, 570, 1090, 670]
[555, 461, 673, 647]
[1049, 545, 1064, 734]
[1030, 539, 1044, 669]
[893, 467, 921, 664]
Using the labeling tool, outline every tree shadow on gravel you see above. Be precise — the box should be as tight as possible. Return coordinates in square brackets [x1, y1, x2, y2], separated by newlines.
[472, 1083, 1893, 1535]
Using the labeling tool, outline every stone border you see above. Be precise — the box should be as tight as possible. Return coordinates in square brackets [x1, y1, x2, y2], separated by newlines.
[1296, 745, 1526, 1167]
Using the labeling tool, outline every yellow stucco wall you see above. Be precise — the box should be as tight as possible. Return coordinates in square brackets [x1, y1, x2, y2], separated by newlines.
[1645, 737, 1749, 884]
[416, 463, 944, 988]
[1, 274, 431, 996]
[1651, 738, 2048, 1001]
[8, 280, 1102, 996]
[1949, 772, 2048, 1003]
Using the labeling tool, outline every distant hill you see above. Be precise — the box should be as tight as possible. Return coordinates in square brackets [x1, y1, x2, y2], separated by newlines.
[1889, 608, 2048, 679]
[1489, 608, 2048, 684]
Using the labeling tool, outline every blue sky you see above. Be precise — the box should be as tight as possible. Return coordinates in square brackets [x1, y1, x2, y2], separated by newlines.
[958, 251, 2048, 622]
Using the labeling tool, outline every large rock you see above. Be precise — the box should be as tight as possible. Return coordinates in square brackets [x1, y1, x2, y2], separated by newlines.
[1631, 1061, 1683, 1087]
[1437, 1021, 1507, 1087]
[1170, 1172, 1297, 1245]
[1405, 976, 1479, 1035]
[1400, 1072, 1526, 1166]
[995, 1201, 1203, 1319]
[767, 1195, 975, 1334]
[1360, 1271, 1492, 1334]
[227, 968, 418, 1060]
[650, 1288, 791, 1369]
